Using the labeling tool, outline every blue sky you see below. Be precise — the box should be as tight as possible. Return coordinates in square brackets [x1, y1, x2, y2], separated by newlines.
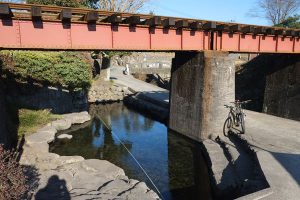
[144, 0, 269, 26]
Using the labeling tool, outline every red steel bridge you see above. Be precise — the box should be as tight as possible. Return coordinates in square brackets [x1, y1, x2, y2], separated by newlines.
[0, 2, 299, 53]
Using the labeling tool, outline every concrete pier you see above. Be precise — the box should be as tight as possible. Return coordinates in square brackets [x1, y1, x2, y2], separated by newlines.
[169, 51, 235, 141]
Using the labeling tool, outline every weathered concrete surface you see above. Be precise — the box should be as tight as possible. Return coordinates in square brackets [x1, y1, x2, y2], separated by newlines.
[203, 134, 269, 199]
[130, 67, 170, 75]
[169, 51, 235, 141]
[111, 67, 169, 106]
[263, 59, 300, 121]
[6, 85, 88, 114]
[110, 52, 174, 69]
[110, 67, 169, 122]
[236, 54, 300, 121]
[238, 110, 300, 200]
[20, 111, 160, 200]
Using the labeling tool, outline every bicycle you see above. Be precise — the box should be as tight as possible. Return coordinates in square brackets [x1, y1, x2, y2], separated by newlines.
[223, 100, 251, 136]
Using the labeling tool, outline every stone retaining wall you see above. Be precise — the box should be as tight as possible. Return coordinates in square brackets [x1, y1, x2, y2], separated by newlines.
[110, 52, 174, 69]
[88, 80, 132, 103]
[6, 85, 88, 114]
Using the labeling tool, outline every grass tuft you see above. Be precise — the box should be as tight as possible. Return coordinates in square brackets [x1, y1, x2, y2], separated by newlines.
[18, 109, 60, 138]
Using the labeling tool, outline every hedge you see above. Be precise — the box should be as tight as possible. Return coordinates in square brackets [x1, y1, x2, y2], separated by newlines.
[0, 51, 92, 90]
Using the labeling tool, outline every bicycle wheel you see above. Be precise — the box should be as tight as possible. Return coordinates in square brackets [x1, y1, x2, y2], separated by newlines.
[240, 114, 245, 134]
[223, 117, 232, 137]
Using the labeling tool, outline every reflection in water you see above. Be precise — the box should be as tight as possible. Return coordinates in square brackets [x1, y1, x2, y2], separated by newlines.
[50, 103, 212, 200]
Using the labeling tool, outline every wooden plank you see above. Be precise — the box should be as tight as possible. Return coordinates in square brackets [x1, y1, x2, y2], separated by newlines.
[107, 13, 122, 23]
[286, 30, 296, 37]
[202, 21, 216, 30]
[145, 16, 161, 27]
[217, 24, 230, 31]
[175, 20, 188, 28]
[242, 26, 255, 33]
[123, 16, 140, 25]
[85, 11, 98, 22]
[0, 3, 10, 15]
[190, 21, 201, 30]
[60, 8, 72, 21]
[162, 18, 175, 27]
[254, 27, 267, 34]
[230, 24, 241, 32]
[275, 29, 286, 36]
[266, 28, 275, 35]
[31, 6, 42, 18]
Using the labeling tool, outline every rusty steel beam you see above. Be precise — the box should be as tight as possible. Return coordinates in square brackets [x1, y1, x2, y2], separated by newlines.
[0, 2, 299, 53]
[1, 2, 299, 37]
[0, 19, 299, 53]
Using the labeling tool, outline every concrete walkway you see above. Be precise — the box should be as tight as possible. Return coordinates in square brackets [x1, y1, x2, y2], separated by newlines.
[110, 67, 169, 108]
[110, 69, 300, 200]
[241, 110, 300, 200]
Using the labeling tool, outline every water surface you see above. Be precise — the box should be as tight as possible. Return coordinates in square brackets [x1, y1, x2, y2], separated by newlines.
[50, 103, 212, 200]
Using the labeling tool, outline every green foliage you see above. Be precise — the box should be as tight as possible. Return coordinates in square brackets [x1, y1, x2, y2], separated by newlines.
[275, 15, 300, 28]
[0, 51, 92, 90]
[26, 0, 86, 7]
[18, 109, 60, 138]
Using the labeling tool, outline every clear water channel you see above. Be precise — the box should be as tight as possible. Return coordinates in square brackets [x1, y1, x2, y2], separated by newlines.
[50, 103, 213, 200]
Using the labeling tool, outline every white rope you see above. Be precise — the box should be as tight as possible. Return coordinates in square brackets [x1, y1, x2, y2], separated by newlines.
[98, 117, 165, 200]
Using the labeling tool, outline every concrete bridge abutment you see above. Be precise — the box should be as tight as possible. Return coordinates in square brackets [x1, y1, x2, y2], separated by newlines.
[169, 51, 235, 141]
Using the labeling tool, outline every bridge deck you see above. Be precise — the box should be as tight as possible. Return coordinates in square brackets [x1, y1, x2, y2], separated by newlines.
[0, 2, 299, 53]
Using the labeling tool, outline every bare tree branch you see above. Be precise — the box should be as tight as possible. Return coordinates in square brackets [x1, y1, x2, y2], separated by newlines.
[96, 0, 150, 13]
[249, 0, 300, 25]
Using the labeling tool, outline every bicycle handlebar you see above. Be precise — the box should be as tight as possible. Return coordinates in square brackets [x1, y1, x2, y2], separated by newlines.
[224, 105, 234, 109]
[230, 100, 252, 104]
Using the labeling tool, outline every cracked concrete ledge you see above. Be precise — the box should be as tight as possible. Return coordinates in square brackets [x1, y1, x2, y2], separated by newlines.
[202, 135, 272, 200]
[20, 111, 160, 200]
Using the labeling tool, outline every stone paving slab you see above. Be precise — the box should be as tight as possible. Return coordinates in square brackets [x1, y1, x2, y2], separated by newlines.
[20, 111, 160, 200]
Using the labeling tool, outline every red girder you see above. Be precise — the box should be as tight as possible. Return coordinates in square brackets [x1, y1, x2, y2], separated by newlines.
[0, 19, 299, 53]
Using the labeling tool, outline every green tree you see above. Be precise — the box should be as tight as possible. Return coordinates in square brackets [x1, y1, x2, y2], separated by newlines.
[26, 0, 89, 7]
[25, 0, 150, 12]
[275, 14, 300, 28]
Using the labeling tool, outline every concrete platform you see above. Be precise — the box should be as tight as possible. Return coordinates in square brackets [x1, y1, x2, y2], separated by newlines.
[241, 110, 300, 200]
[109, 68, 300, 200]
[110, 67, 169, 108]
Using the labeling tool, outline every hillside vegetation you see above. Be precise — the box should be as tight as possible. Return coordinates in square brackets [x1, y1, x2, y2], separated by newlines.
[0, 51, 92, 90]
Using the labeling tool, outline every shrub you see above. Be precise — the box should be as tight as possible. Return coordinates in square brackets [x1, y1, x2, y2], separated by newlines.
[0, 144, 28, 200]
[0, 51, 92, 90]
